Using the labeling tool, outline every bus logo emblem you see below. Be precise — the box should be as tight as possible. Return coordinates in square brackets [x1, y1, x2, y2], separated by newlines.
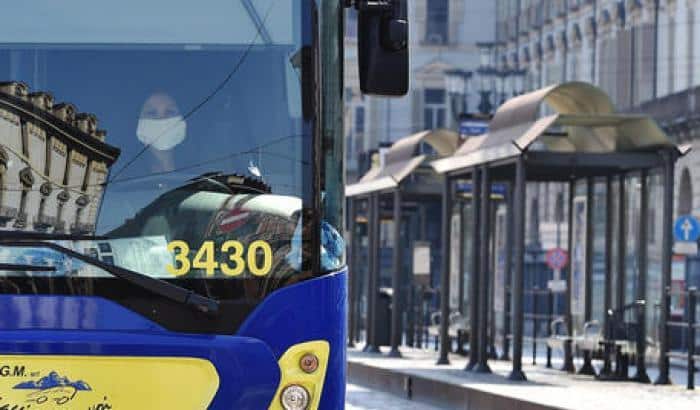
[13, 371, 91, 406]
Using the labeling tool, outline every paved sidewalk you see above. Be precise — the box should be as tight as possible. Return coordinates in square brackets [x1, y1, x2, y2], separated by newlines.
[347, 347, 699, 410]
[345, 383, 444, 410]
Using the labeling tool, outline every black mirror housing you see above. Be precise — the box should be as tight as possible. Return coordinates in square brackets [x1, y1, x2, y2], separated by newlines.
[356, 0, 409, 96]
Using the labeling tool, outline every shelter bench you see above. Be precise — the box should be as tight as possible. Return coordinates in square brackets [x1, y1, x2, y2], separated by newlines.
[596, 301, 646, 381]
[428, 311, 470, 353]
[547, 318, 603, 371]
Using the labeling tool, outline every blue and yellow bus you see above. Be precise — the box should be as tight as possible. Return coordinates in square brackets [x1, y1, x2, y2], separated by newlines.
[0, 1, 407, 409]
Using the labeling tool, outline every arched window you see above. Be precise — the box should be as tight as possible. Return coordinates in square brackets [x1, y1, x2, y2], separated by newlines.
[678, 167, 693, 216]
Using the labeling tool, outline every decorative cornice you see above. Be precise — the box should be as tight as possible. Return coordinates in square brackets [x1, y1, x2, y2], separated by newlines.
[0, 86, 119, 165]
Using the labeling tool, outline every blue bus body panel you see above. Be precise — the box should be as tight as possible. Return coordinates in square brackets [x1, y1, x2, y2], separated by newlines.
[0, 328, 280, 409]
[0, 269, 347, 409]
[0, 294, 166, 331]
[238, 268, 347, 410]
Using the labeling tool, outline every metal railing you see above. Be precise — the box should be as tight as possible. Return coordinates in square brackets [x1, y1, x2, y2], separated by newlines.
[507, 288, 563, 368]
[596, 300, 645, 381]
[663, 287, 698, 390]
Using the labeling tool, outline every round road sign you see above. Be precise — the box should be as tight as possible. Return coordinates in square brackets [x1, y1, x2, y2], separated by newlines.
[545, 248, 569, 271]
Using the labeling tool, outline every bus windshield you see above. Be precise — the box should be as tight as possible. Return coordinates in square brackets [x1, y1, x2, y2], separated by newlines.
[0, 0, 341, 325]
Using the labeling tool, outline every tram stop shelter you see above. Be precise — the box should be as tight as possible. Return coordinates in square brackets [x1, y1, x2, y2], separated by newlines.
[430, 82, 690, 383]
[346, 129, 461, 357]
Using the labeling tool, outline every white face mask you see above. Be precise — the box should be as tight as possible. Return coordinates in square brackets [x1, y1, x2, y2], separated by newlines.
[136, 116, 187, 151]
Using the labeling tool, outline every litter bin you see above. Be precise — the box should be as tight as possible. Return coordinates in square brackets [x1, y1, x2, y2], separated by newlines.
[375, 287, 392, 346]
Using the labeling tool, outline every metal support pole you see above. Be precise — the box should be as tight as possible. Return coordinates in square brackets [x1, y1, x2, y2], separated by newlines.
[437, 177, 453, 365]
[616, 174, 626, 315]
[601, 176, 614, 377]
[362, 196, 373, 351]
[466, 169, 481, 371]
[416, 204, 428, 349]
[416, 286, 424, 348]
[406, 210, 415, 348]
[389, 190, 403, 357]
[476, 166, 492, 373]
[419, 204, 428, 243]
[562, 180, 575, 373]
[364, 195, 375, 351]
[456, 200, 468, 356]
[488, 201, 498, 360]
[533, 290, 538, 365]
[348, 197, 357, 347]
[366, 193, 381, 353]
[614, 175, 628, 378]
[578, 178, 596, 376]
[546, 290, 553, 368]
[655, 151, 675, 385]
[407, 283, 415, 347]
[458, 200, 466, 316]
[501, 182, 514, 360]
[509, 157, 527, 381]
[687, 288, 697, 390]
[633, 170, 650, 383]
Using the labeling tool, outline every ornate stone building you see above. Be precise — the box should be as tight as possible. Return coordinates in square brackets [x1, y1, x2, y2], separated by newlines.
[0, 81, 119, 234]
[494, 0, 700, 318]
[495, 0, 700, 240]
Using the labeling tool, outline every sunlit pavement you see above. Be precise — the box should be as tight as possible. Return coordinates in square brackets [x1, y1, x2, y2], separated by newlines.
[345, 383, 443, 410]
[347, 347, 699, 410]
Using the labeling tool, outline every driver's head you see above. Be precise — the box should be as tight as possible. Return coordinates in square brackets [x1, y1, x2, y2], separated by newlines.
[136, 92, 187, 151]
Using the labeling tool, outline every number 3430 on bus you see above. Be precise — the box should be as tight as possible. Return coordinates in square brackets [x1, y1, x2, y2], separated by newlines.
[166, 240, 273, 277]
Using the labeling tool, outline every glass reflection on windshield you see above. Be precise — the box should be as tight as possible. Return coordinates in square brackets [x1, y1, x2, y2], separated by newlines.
[0, 1, 328, 286]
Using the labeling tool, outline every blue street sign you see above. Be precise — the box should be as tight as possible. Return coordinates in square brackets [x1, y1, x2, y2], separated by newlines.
[459, 120, 488, 137]
[455, 182, 507, 197]
[674, 215, 700, 242]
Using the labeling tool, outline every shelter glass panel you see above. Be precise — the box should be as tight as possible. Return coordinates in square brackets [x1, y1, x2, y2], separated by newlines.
[591, 180, 607, 325]
[460, 200, 473, 317]
[570, 181, 587, 335]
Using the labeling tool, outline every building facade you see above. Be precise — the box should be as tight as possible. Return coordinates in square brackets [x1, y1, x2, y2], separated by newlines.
[495, 0, 700, 232]
[495, 0, 700, 324]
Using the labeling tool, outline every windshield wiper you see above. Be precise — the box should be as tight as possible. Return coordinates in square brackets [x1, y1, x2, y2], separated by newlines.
[0, 239, 219, 315]
[0, 231, 106, 241]
[0, 263, 56, 272]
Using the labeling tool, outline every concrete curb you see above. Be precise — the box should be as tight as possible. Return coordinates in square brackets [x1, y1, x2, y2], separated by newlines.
[347, 360, 567, 410]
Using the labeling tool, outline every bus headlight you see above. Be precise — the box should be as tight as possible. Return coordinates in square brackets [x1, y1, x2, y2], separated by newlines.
[280, 384, 310, 410]
[268, 340, 329, 410]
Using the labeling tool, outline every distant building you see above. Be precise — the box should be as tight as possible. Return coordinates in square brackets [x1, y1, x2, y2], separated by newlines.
[344, 0, 498, 182]
[495, 0, 700, 252]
